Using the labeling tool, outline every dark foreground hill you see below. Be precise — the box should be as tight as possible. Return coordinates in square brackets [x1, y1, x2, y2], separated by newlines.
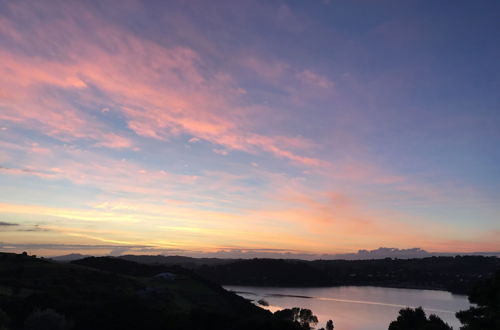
[119, 255, 500, 294]
[0, 253, 302, 330]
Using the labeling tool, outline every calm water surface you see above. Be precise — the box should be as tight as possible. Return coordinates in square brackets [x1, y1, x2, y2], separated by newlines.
[224, 286, 470, 330]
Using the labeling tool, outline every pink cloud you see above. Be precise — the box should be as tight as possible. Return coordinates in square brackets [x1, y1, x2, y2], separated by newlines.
[95, 134, 134, 149]
[2, 138, 497, 253]
[0, 2, 324, 166]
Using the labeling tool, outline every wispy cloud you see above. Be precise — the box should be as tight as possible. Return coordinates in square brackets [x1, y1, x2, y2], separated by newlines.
[0, 1, 324, 166]
[0, 0, 499, 256]
[0, 221, 18, 226]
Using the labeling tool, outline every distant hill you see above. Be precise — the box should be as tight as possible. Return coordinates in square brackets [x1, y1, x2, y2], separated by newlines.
[326, 247, 500, 260]
[196, 256, 500, 294]
[0, 252, 302, 330]
[119, 254, 233, 269]
[50, 253, 91, 262]
[117, 254, 500, 295]
[49, 247, 500, 262]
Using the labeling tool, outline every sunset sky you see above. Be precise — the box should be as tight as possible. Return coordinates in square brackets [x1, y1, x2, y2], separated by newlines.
[1, 0, 499, 257]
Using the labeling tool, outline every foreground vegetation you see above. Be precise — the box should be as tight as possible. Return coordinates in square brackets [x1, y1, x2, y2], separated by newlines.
[455, 270, 500, 329]
[388, 270, 500, 330]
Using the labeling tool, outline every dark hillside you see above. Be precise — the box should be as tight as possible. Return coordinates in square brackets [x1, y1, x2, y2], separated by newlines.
[0, 253, 302, 330]
[71, 257, 266, 319]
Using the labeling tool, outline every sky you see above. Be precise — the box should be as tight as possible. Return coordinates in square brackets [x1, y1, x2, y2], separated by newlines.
[0, 0, 499, 257]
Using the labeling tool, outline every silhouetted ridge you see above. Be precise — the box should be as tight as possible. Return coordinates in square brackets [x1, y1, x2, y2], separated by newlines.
[0, 252, 304, 330]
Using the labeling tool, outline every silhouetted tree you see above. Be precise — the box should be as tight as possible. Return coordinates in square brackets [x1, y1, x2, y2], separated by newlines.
[388, 307, 452, 330]
[274, 307, 318, 329]
[326, 319, 334, 330]
[456, 270, 500, 330]
[274, 308, 295, 322]
[299, 308, 318, 328]
[427, 314, 454, 330]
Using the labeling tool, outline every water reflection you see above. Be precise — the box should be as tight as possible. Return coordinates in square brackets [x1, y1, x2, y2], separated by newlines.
[225, 286, 470, 330]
